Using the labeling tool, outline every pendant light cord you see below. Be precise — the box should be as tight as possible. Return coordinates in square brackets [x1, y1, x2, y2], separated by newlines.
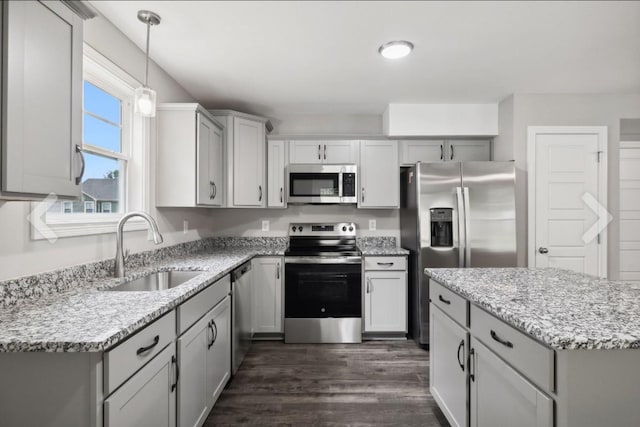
[144, 20, 151, 87]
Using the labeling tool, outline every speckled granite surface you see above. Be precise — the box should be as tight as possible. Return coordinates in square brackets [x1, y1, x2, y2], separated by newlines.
[425, 267, 640, 350]
[0, 239, 286, 352]
[357, 237, 409, 255]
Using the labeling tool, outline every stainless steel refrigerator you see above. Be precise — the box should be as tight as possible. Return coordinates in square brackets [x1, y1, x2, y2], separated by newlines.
[400, 162, 517, 346]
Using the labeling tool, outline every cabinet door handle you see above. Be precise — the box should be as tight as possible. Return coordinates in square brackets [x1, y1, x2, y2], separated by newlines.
[258, 185, 263, 202]
[136, 335, 159, 356]
[276, 262, 280, 279]
[212, 320, 218, 346]
[318, 144, 321, 160]
[213, 182, 217, 200]
[490, 330, 514, 348]
[280, 187, 284, 203]
[171, 355, 179, 392]
[75, 145, 85, 185]
[438, 295, 451, 305]
[361, 188, 365, 203]
[450, 145, 454, 160]
[209, 181, 215, 199]
[324, 144, 327, 160]
[207, 321, 215, 349]
[440, 144, 444, 161]
[469, 348, 476, 382]
[366, 277, 371, 293]
[457, 339, 465, 372]
[377, 262, 394, 267]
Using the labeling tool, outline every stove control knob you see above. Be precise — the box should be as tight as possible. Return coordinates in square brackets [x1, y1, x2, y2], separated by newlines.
[321, 307, 326, 313]
[348, 226, 354, 232]
[291, 226, 296, 232]
[342, 226, 347, 232]
[298, 226, 304, 232]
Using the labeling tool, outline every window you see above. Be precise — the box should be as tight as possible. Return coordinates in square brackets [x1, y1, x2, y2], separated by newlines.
[34, 44, 149, 240]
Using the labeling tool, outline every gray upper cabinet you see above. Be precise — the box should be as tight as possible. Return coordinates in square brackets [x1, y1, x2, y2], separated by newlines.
[1, 0, 84, 199]
[156, 104, 225, 208]
[289, 140, 358, 164]
[267, 139, 287, 208]
[359, 140, 399, 208]
[400, 139, 491, 165]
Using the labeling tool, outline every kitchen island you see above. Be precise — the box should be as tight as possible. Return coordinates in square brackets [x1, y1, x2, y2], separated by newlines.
[425, 267, 640, 427]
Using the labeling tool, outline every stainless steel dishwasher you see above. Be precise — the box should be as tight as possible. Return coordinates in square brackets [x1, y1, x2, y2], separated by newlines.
[231, 261, 253, 375]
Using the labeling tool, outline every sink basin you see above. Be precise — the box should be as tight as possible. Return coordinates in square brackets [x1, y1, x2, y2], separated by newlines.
[106, 270, 204, 292]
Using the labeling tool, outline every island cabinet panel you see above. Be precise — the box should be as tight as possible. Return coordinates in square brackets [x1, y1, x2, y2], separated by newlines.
[430, 280, 468, 327]
[430, 306, 468, 427]
[470, 304, 554, 393]
[104, 344, 177, 427]
[470, 337, 553, 427]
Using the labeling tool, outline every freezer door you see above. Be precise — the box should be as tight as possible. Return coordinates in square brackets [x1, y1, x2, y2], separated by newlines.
[417, 162, 463, 345]
[461, 162, 517, 267]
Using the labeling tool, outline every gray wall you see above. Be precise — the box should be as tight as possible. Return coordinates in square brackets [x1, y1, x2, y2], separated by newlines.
[494, 93, 640, 275]
[0, 14, 209, 281]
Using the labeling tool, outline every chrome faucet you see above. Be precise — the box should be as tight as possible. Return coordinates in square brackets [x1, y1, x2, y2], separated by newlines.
[115, 211, 164, 278]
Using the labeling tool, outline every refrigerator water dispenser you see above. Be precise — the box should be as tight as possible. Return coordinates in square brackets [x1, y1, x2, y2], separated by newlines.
[430, 208, 453, 247]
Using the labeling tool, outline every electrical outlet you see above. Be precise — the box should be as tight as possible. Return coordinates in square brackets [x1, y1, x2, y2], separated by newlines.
[369, 219, 377, 231]
[262, 220, 270, 232]
[183, 220, 189, 234]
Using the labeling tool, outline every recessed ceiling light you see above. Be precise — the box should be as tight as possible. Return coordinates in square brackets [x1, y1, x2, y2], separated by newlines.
[378, 40, 414, 59]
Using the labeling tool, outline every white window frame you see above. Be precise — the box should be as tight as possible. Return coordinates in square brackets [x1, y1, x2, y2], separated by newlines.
[62, 201, 74, 214]
[32, 44, 150, 240]
[84, 201, 95, 213]
[102, 201, 112, 214]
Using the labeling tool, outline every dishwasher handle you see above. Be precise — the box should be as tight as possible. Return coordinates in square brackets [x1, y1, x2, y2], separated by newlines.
[232, 262, 252, 281]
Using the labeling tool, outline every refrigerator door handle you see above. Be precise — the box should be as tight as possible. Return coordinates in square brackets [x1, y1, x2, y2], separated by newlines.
[455, 187, 465, 268]
[463, 187, 471, 267]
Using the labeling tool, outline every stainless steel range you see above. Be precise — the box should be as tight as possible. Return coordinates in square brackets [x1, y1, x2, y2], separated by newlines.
[284, 222, 362, 343]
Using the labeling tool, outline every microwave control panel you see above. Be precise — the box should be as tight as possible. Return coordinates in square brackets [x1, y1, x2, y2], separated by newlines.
[342, 173, 356, 197]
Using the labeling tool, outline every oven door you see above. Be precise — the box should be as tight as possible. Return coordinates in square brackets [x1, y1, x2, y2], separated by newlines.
[284, 260, 362, 318]
[288, 171, 341, 204]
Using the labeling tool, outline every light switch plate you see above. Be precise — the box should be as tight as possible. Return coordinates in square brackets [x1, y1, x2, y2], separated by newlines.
[262, 220, 270, 232]
[369, 219, 377, 231]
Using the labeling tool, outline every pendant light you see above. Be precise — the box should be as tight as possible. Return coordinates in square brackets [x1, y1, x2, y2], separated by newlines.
[134, 10, 161, 117]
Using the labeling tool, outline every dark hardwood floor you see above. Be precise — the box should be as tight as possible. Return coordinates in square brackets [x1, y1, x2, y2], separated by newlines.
[204, 340, 450, 426]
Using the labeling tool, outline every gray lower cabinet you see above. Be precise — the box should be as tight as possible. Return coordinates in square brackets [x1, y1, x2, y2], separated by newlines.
[470, 337, 553, 427]
[178, 295, 231, 427]
[430, 306, 468, 427]
[104, 344, 177, 427]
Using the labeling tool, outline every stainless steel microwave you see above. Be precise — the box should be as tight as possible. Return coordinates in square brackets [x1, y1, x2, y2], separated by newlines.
[287, 164, 357, 204]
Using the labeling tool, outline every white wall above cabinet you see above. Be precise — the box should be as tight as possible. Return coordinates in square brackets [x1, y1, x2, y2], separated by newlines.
[383, 104, 499, 137]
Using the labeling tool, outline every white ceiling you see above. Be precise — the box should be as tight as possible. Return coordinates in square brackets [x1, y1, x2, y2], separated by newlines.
[92, 1, 640, 117]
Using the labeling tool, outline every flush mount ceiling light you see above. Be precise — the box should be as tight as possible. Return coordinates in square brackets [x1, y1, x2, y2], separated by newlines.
[378, 40, 414, 59]
[134, 10, 161, 117]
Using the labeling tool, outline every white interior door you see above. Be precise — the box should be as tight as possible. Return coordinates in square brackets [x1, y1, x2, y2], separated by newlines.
[528, 126, 607, 277]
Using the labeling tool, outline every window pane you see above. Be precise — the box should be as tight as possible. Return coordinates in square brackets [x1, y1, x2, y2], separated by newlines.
[47, 153, 124, 215]
[83, 81, 121, 125]
[84, 113, 121, 153]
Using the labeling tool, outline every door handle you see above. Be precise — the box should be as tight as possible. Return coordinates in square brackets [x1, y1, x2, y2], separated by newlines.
[318, 144, 321, 160]
[539, 247, 549, 254]
[324, 144, 327, 160]
[455, 187, 465, 268]
[207, 321, 215, 349]
[457, 339, 465, 371]
[258, 185, 263, 202]
[438, 294, 451, 305]
[213, 182, 217, 200]
[450, 145, 455, 160]
[209, 181, 215, 199]
[75, 145, 85, 185]
[376, 262, 394, 267]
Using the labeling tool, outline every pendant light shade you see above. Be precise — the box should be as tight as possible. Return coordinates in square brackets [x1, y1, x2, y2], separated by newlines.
[134, 10, 161, 117]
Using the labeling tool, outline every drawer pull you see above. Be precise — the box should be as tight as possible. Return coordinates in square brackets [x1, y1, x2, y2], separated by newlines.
[457, 339, 465, 372]
[490, 330, 514, 348]
[377, 262, 394, 267]
[438, 295, 451, 305]
[136, 335, 160, 356]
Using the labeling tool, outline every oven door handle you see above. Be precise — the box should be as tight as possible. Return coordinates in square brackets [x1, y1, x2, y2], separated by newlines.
[284, 256, 362, 264]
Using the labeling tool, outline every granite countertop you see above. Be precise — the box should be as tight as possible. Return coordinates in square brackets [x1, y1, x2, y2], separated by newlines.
[359, 246, 409, 256]
[425, 267, 640, 350]
[0, 246, 285, 353]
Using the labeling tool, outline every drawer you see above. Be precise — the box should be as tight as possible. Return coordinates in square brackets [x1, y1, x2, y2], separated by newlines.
[430, 280, 468, 327]
[104, 310, 176, 395]
[364, 256, 407, 271]
[177, 274, 231, 335]
[470, 304, 554, 393]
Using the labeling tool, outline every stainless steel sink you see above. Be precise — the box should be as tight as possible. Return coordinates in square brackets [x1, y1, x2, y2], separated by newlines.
[105, 270, 204, 292]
